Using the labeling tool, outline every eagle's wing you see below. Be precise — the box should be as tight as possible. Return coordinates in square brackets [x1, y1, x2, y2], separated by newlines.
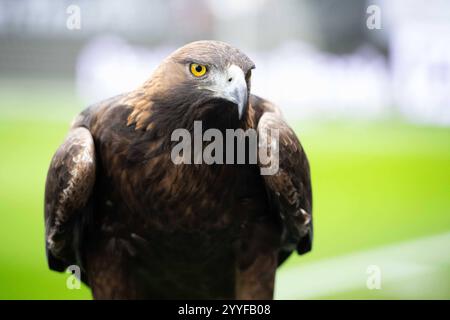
[44, 126, 96, 275]
[252, 95, 313, 264]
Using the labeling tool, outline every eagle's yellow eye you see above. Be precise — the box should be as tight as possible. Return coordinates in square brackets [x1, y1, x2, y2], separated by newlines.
[190, 63, 207, 77]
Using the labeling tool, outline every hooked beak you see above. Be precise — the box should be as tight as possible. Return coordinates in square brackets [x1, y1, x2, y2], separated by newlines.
[211, 64, 248, 119]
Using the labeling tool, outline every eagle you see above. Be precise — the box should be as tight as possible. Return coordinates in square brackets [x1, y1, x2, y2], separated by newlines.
[44, 40, 312, 299]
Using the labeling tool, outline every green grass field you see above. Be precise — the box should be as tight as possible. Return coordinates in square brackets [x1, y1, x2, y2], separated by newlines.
[0, 91, 449, 299]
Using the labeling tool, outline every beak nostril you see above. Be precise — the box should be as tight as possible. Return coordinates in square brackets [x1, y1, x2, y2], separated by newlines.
[228, 77, 233, 82]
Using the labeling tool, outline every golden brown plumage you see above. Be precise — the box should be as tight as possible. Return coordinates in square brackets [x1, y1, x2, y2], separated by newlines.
[44, 40, 312, 299]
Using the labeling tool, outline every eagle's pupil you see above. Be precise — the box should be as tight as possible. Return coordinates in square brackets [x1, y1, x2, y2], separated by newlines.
[195, 65, 203, 73]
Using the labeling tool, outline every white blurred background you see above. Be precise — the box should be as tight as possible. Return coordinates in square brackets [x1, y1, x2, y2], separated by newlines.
[1, 0, 450, 125]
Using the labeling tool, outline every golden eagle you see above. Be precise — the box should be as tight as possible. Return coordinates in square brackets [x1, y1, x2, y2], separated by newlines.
[44, 41, 312, 299]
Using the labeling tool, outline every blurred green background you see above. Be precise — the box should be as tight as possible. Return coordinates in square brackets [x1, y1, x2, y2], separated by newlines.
[0, 83, 448, 299]
[0, 0, 449, 299]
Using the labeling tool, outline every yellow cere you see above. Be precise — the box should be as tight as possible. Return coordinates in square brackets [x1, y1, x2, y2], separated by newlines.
[190, 63, 207, 77]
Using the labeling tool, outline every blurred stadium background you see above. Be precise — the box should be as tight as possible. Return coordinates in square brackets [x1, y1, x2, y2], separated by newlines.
[0, 0, 449, 299]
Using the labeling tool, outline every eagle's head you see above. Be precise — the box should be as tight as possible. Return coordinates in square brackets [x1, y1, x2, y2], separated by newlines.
[143, 41, 255, 128]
